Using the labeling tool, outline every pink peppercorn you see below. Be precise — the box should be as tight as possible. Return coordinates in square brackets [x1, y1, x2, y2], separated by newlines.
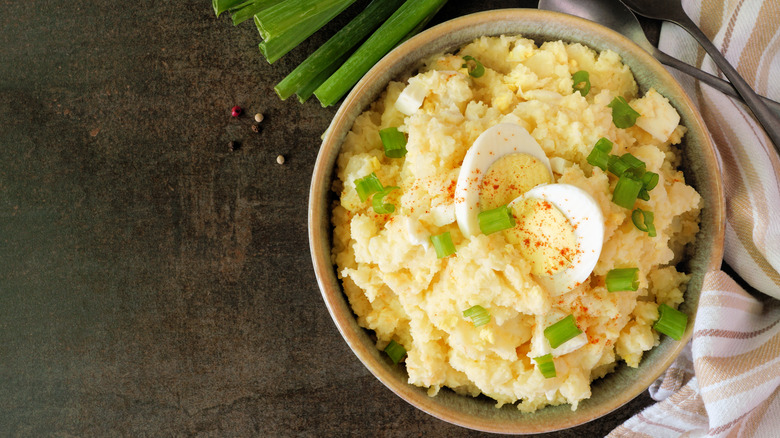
[231, 106, 242, 117]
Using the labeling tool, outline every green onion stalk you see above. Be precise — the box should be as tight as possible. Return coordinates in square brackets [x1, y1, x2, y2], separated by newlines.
[314, 0, 449, 106]
[293, 52, 351, 103]
[213, 0, 246, 17]
[229, 0, 285, 26]
[275, 0, 405, 101]
[255, 0, 359, 63]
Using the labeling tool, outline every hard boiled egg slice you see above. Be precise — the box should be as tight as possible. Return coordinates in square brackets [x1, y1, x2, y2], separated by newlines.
[506, 184, 604, 295]
[454, 123, 553, 237]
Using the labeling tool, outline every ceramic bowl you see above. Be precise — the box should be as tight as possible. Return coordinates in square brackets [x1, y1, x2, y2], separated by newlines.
[309, 9, 724, 434]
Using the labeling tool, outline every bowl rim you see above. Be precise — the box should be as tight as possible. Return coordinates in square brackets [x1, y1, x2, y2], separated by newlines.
[309, 8, 725, 434]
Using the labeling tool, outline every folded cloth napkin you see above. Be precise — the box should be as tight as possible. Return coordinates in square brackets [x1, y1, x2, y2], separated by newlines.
[611, 0, 780, 436]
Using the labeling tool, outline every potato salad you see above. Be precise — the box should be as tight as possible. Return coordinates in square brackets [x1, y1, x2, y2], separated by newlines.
[331, 35, 701, 412]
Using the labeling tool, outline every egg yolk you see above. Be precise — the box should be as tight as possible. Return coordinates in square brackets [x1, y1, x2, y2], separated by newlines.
[504, 197, 579, 277]
[479, 153, 552, 211]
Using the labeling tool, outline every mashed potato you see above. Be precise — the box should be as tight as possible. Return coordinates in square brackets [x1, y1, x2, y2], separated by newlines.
[331, 35, 701, 412]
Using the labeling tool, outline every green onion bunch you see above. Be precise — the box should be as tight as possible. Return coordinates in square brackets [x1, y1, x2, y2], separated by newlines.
[212, 0, 449, 106]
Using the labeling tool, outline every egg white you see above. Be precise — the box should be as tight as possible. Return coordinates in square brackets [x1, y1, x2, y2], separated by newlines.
[454, 123, 553, 237]
[453, 123, 604, 294]
[508, 184, 604, 295]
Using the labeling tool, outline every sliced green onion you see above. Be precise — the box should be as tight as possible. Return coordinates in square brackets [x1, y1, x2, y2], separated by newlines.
[533, 354, 557, 378]
[631, 209, 649, 232]
[607, 153, 646, 178]
[354, 172, 384, 202]
[544, 315, 582, 349]
[587, 137, 613, 170]
[274, 0, 404, 101]
[379, 127, 408, 158]
[572, 70, 591, 96]
[463, 305, 491, 327]
[641, 171, 659, 191]
[631, 208, 656, 237]
[315, 0, 448, 106]
[612, 175, 643, 209]
[372, 186, 398, 214]
[653, 303, 688, 341]
[462, 55, 485, 78]
[637, 188, 650, 201]
[384, 340, 406, 364]
[607, 96, 641, 129]
[606, 267, 639, 292]
[620, 153, 645, 169]
[430, 231, 456, 258]
[255, 0, 358, 64]
[593, 137, 613, 153]
[644, 210, 657, 237]
[478, 205, 515, 235]
[607, 154, 631, 177]
[587, 149, 610, 171]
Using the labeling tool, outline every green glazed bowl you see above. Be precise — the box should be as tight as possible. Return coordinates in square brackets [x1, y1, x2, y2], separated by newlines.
[309, 9, 724, 434]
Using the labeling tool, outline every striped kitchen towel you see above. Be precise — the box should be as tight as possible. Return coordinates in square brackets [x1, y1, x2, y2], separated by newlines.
[610, 0, 780, 436]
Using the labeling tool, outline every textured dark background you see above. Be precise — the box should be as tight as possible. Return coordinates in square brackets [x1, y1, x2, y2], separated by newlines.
[1, 1, 660, 436]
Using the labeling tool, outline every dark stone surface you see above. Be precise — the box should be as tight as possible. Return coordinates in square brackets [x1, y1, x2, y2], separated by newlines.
[0, 1, 656, 436]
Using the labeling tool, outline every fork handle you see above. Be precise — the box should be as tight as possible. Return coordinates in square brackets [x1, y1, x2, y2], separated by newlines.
[672, 14, 780, 154]
[653, 49, 780, 118]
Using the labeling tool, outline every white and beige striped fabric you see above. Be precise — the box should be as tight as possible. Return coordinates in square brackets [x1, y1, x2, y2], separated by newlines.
[610, 0, 780, 436]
